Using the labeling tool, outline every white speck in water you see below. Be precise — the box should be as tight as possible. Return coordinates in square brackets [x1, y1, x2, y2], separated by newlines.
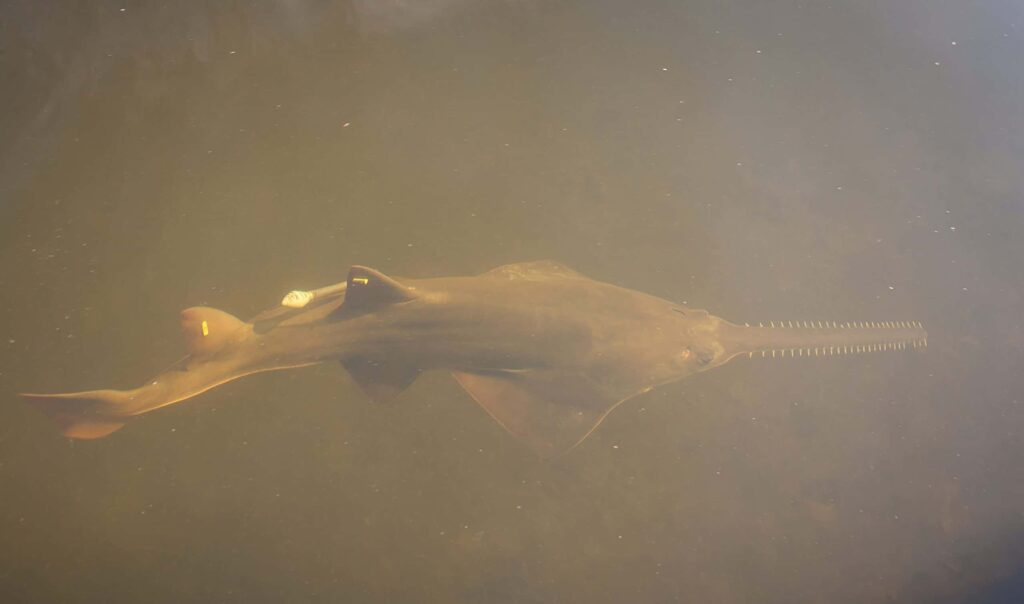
[950, 226, 957, 231]
[888, 286, 895, 290]
[951, 41, 958, 45]
[661, 67, 669, 71]
[343, 122, 351, 127]
[934, 61, 941, 66]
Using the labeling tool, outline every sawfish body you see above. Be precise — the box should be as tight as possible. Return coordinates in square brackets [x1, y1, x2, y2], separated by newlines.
[22, 261, 927, 456]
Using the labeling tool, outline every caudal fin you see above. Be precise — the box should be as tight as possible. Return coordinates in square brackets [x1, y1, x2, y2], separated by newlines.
[21, 390, 134, 439]
[22, 306, 254, 440]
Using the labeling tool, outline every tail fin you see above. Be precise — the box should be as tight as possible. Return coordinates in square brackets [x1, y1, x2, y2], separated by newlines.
[21, 390, 134, 439]
[23, 306, 253, 440]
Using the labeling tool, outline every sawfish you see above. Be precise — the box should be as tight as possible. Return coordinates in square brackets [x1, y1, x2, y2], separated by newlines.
[22, 261, 928, 456]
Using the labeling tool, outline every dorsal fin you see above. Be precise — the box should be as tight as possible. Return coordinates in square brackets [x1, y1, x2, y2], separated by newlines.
[333, 266, 416, 316]
[179, 307, 250, 357]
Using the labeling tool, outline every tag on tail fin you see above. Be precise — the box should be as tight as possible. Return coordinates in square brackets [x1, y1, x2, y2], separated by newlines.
[180, 307, 250, 357]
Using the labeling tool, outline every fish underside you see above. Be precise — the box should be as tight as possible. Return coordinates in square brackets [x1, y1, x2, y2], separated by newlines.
[22, 261, 928, 457]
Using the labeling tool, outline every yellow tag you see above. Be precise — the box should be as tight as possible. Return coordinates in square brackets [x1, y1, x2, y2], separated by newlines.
[352, 277, 369, 285]
[201, 320, 209, 337]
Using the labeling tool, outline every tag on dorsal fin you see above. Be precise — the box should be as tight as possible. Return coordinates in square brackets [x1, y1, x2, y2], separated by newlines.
[451, 370, 627, 458]
[342, 357, 421, 404]
[179, 307, 250, 357]
[332, 266, 416, 318]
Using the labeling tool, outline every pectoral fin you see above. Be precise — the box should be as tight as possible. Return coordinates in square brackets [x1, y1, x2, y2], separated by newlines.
[451, 370, 625, 458]
[342, 358, 421, 404]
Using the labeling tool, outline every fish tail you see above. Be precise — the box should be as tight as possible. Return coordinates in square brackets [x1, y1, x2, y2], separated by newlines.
[20, 390, 134, 439]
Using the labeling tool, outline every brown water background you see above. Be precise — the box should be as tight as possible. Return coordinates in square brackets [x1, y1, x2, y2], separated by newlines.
[2, 1, 1022, 602]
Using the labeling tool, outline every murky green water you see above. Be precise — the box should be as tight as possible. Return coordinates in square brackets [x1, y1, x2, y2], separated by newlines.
[2, 1, 1022, 602]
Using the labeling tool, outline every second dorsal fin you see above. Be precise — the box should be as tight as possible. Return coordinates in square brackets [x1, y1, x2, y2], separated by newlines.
[179, 307, 250, 357]
[333, 266, 416, 316]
